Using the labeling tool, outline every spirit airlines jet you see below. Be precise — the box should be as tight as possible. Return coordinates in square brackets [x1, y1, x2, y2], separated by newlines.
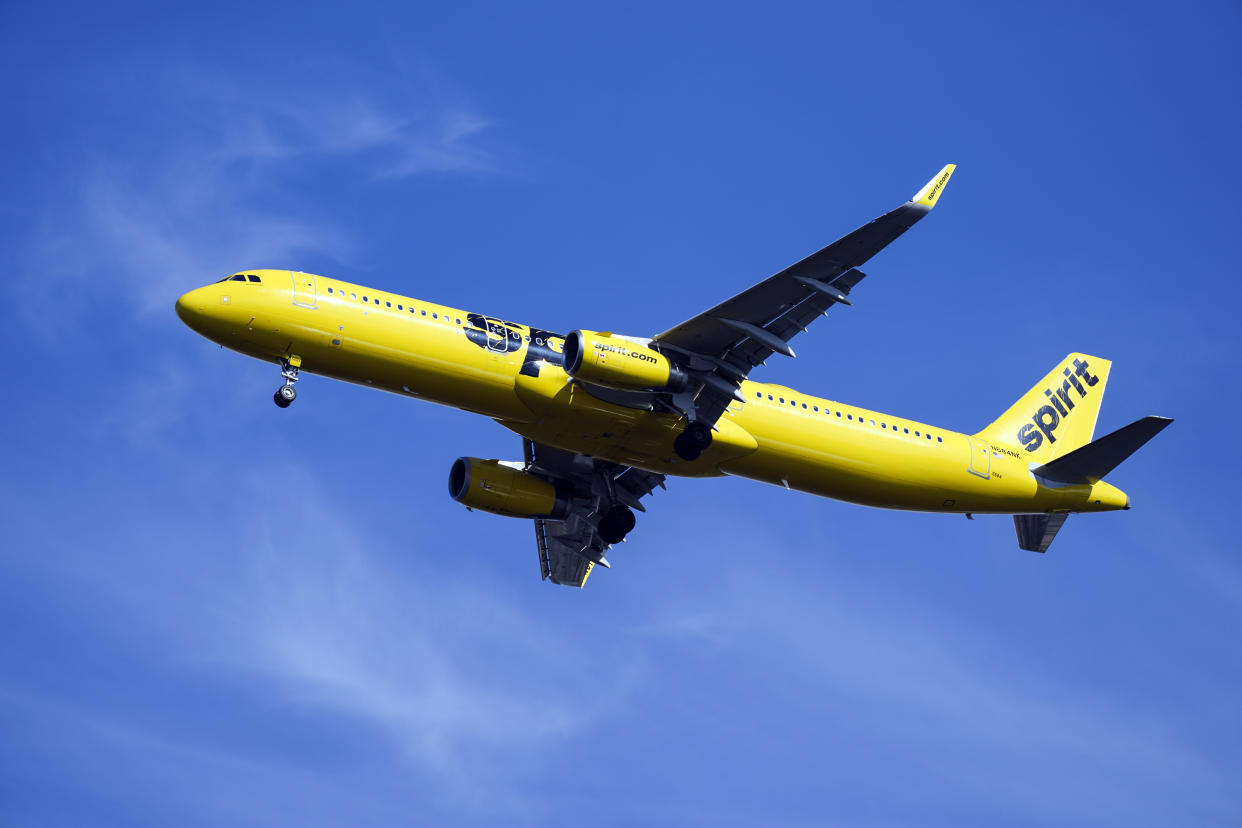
[176, 165, 1171, 587]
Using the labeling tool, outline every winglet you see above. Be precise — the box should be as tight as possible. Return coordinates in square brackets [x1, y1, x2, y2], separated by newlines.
[911, 164, 956, 208]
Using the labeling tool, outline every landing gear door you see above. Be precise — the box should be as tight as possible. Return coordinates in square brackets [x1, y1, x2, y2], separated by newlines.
[291, 272, 317, 309]
[968, 436, 991, 480]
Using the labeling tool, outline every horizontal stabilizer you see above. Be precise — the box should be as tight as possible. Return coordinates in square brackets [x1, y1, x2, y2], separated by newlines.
[1014, 512, 1069, 553]
[1033, 416, 1173, 485]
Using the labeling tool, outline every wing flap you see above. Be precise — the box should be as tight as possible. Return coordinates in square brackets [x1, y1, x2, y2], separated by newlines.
[526, 440, 666, 588]
[536, 518, 596, 587]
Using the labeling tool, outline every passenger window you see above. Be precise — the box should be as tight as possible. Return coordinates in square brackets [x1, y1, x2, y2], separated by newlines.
[813, 406, 818, 412]
[362, 296, 368, 302]
[926, 433, 932, 439]
[398, 305, 403, 310]
[903, 427, 909, 434]
[779, 398, 785, 404]
[756, 392, 762, 399]
[836, 411, 841, 417]
[869, 419, 875, 426]
[386, 301, 392, 308]
[767, 395, 773, 400]
[802, 403, 808, 409]
[374, 298, 380, 305]
[350, 293, 357, 299]
[456, 318, 462, 324]
[247, 275, 261, 283]
[847, 414, 853, 420]
[937, 436, 943, 442]
[421, 310, 427, 316]
[432, 313, 438, 319]
[915, 431, 921, 437]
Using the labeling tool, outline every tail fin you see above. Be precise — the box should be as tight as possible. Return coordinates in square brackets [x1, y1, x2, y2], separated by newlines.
[976, 353, 1112, 463]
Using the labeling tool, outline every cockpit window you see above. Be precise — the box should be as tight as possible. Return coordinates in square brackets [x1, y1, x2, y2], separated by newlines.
[230, 274, 246, 281]
[247, 274, 261, 283]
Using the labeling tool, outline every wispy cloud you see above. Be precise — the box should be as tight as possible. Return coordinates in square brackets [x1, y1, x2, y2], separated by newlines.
[17, 64, 501, 329]
[72, 161, 352, 315]
[143, 464, 619, 812]
[205, 84, 498, 178]
[702, 573, 1241, 825]
[224, 534, 592, 777]
[0, 684, 432, 826]
[4, 457, 627, 822]
[6, 445, 1239, 825]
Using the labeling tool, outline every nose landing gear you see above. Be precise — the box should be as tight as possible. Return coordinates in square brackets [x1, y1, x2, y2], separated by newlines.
[273, 357, 301, 408]
[673, 420, 713, 461]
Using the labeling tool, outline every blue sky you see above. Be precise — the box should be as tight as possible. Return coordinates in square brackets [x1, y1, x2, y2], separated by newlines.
[2, 2, 1240, 825]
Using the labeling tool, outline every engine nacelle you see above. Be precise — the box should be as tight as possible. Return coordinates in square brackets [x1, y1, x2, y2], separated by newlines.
[563, 330, 690, 393]
[448, 457, 571, 520]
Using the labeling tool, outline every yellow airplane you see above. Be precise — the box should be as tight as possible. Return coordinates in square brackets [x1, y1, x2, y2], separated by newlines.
[176, 165, 1171, 587]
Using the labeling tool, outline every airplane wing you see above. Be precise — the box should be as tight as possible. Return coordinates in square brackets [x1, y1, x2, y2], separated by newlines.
[653, 164, 955, 425]
[524, 439, 666, 587]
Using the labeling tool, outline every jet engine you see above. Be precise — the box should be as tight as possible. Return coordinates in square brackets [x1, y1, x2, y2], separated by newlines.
[448, 457, 572, 520]
[563, 330, 690, 393]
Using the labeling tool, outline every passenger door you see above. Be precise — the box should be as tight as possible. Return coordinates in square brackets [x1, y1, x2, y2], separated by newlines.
[291, 272, 317, 309]
[968, 436, 991, 480]
[483, 317, 512, 353]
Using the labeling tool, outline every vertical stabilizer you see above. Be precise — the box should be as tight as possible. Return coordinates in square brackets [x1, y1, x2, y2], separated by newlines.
[976, 354, 1112, 463]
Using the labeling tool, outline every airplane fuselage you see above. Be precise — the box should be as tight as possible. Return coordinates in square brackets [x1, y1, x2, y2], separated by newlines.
[175, 270, 1128, 516]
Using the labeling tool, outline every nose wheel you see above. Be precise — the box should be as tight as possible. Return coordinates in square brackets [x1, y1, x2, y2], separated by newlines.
[673, 420, 713, 461]
[273, 357, 301, 408]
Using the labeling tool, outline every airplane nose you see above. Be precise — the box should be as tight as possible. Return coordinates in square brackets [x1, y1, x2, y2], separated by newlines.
[175, 286, 210, 329]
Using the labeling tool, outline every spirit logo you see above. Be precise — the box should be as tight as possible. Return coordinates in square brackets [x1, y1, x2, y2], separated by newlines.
[1017, 357, 1100, 452]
